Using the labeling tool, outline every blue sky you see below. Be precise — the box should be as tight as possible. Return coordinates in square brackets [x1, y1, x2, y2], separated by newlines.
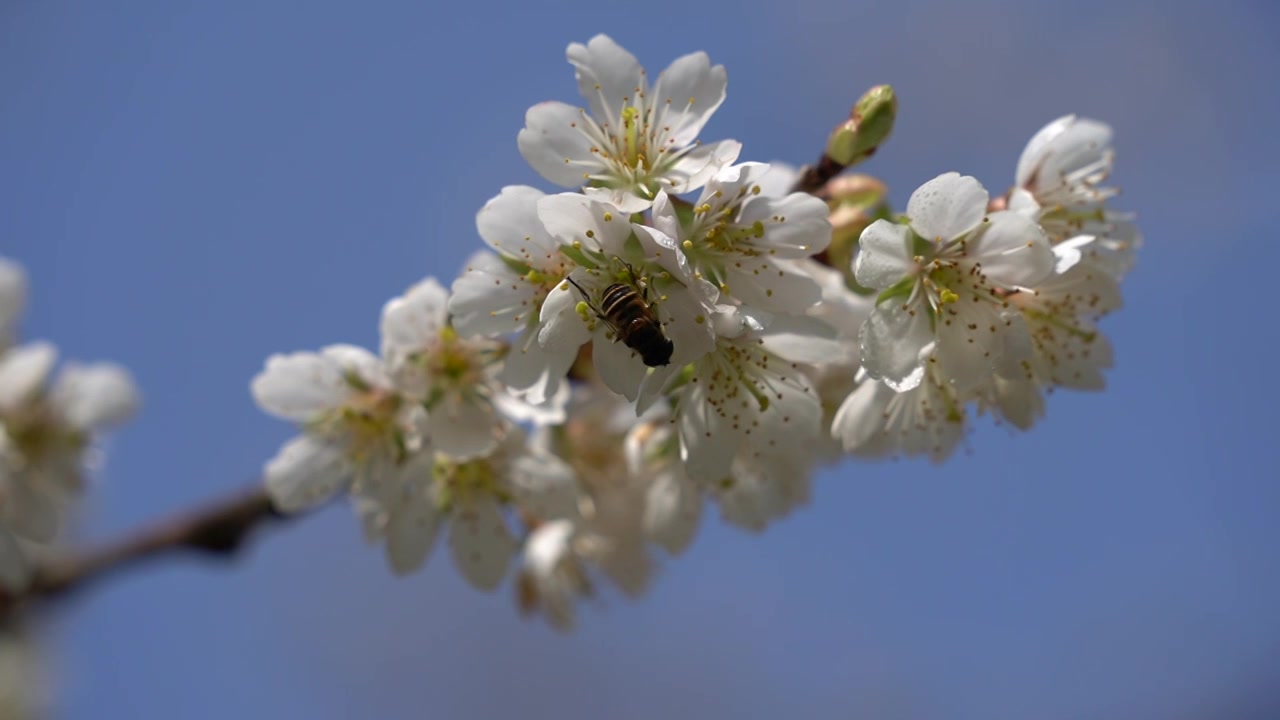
[3, 1, 1279, 718]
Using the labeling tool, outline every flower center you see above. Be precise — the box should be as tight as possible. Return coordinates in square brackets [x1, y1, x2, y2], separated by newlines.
[434, 455, 508, 509]
[3, 404, 85, 468]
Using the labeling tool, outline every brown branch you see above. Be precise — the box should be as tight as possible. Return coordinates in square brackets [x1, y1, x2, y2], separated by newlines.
[0, 487, 287, 617]
[792, 154, 853, 197]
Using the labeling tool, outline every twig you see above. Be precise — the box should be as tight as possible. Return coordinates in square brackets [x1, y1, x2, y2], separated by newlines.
[0, 487, 285, 617]
[792, 154, 848, 197]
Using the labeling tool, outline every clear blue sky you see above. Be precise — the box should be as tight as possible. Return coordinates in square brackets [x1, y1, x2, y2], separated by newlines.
[3, 2, 1279, 718]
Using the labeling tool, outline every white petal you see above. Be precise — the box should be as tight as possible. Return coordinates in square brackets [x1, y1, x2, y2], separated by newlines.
[757, 314, 845, 365]
[449, 252, 538, 338]
[993, 378, 1044, 430]
[567, 34, 643, 126]
[906, 172, 988, 242]
[251, 351, 351, 422]
[428, 393, 498, 461]
[723, 258, 823, 314]
[510, 451, 579, 521]
[715, 456, 792, 532]
[475, 185, 557, 258]
[493, 379, 569, 427]
[654, 281, 717, 366]
[519, 520, 580, 631]
[0, 527, 29, 592]
[633, 223, 694, 285]
[0, 342, 56, 415]
[934, 302, 1001, 393]
[593, 332, 648, 401]
[644, 470, 701, 555]
[385, 495, 440, 576]
[536, 280, 592, 354]
[537, 193, 634, 254]
[831, 380, 892, 454]
[679, 384, 738, 482]
[737, 191, 832, 258]
[651, 51, 728, 146]
[517, 101, 598, 188]
[51, 362, 139, 430]
[380, 277, 448, 359]
[1015, 115, 1075, 188]
[448, 494, 515, 591]
[858, 299, 932, 391]
[755, 162, 800, 199]
[263, 436, 352, 513]
[581, 185, 656, 214]
[969, 211, 1054, 288]
[854, 221, 914, 289]
[664, 139, 742, 196]
[500, 324, 573, 405]
[993, 311, 1035, 380]
[806, 259, 876, 340]
[648, 192, 683, 246]
[320, 344, 388, 387]
[1020, 117, 1113, 196]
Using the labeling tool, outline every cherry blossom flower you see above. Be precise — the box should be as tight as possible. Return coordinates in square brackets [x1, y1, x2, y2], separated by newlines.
[450, 185, 578, 408]
[518, 34, 741, 213]
[533, 193, 716, 400]
[640, 306, 837, 482]
[1011, 115, 1140, 279]
[651, 162, 832, 314]
[0, 343, 138, 588]
[359, 427, 578, 590]
[382, 277, 565, 461]
[855, 172, 1053, 395]
[253, 345, 423, 512]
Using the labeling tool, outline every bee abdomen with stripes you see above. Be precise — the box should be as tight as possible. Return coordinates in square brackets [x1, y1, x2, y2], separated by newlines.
[597, 282, 674, 367]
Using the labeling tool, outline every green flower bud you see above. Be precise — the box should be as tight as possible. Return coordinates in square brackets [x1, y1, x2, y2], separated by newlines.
[824, 85, 898, 168]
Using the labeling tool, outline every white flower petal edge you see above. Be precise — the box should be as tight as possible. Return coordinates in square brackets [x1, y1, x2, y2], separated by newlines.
[264, 435, 353, 513]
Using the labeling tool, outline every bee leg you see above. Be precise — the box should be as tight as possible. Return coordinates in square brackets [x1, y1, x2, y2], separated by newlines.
[565, 276, 618, 339]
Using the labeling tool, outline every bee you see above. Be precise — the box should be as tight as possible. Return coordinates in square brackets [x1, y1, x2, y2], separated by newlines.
[566, 264, 674, 367]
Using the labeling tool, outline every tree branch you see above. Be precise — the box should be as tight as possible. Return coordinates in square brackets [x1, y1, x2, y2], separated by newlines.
[0, 487, 286, 617]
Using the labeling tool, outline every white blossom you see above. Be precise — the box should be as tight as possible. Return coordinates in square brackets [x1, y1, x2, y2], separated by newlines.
[640, 306, 836, 483]
[534, 193, 716, 400]
[651, 162, 832, 314]
[518, 34, 741, 213]
[358, 426, 579, 590]
[516, 520, 591, 631]
[799, 260, 875, 461]
[382, 277, 563, 460]
[831, 364, 966, 463]
[1011, 115, 1139, 278]
[0, 343, 137, 588]
[978, 236, 1122, 429]
[450, 185, 577, 408]
[713, 449, 812, 532]
[625, 419, 701, 555]
[0, 343, 137, 506]
[253, 345, 421, 512]
[536, 386, 654, 595]
[855, 172, 1054, 395]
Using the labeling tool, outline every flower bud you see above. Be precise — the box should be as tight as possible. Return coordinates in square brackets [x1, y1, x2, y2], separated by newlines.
[825, 85, 898, 168]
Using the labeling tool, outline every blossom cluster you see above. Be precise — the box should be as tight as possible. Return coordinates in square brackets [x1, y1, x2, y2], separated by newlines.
[253, 35, 1140, 630]
[0, 258, 139, 590]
